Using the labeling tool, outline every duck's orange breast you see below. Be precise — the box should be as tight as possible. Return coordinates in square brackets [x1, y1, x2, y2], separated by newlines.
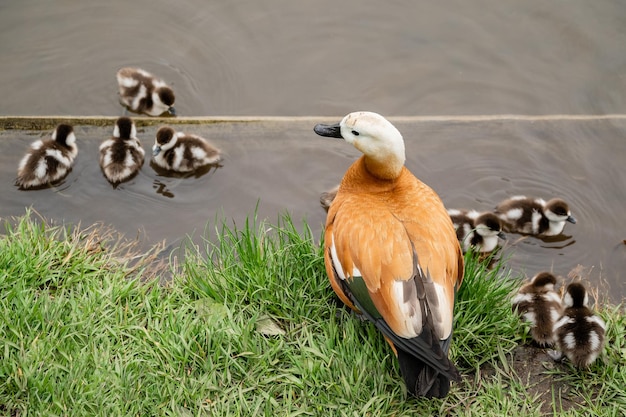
[325, 157, 463, 340]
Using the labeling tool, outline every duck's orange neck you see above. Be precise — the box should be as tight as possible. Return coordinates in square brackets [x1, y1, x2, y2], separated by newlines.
[362, 153, 405, 181]
[340, 157, 407, 192]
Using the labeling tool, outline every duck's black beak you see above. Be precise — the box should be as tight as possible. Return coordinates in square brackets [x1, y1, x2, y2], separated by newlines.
[152, 145, 162, 157]
[498, 231, 507, 240]
[567, 215, 577, 224]
[314, 123, 342, 139]
[168, 107, 177, 116]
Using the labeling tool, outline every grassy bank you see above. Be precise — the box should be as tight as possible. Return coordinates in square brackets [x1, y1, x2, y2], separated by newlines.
[0, 212, 624, 416]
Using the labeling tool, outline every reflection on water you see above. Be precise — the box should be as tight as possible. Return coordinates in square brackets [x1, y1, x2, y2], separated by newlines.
[153, 180, 175, 199]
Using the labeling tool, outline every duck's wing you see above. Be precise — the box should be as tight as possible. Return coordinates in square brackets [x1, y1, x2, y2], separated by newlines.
[324, 190, 463, 385]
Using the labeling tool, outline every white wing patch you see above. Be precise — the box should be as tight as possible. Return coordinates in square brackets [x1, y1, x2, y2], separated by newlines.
[588, 331, 600, 351]
[531, 210, 543, 234]
[553, 316, 574, 332]
[563, 292, 574, 308]
[329, 233, 361, 280]
[512, 292, 533, 305]
[35, 159, 48, 179]
[586, 315, 606, 330]
[523, 311, 536, 324]
[505, 208, 523, 220]
[563, 333, 576, 349]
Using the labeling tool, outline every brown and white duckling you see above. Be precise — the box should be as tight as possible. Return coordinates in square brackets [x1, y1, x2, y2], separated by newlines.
[494, 195, 577, 237]
[99, 117, 145, 184]
[511, 272, 563, 346]
[320, 184, 339, 212]
[16, 124, 78, 189]
[447, 209, 506, 253]
[151, 126, 222, 173]
[552, 282, 606, 368]
[116, 67, 176, 116]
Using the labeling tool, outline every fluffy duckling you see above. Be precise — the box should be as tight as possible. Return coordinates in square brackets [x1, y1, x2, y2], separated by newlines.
[314, 112, 464, 398]
[116, 67, 176, 116]
[16, 124, 78, 189]
[447, 209, 506, 253]
[553, 282, 606, 368]
[495, 195, 577, 237]
[512, 272, 563, 346]
[99, 117, 145, 184]
[151, 126, 222, 173]
[320, 184, 339, 212]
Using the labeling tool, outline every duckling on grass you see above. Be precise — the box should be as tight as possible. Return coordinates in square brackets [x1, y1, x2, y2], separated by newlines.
[512, 271, 563, 346]
[552, 282, 606, 368]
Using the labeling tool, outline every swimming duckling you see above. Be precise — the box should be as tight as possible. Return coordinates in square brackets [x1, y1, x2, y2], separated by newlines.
[16, 124, 78, 189]
[512, 272, 563, 346]
[494, 195, 577, 237]
[99, 117, 145, 184]
[447, 209, 506, 253]
[553, 282, 606, 368]
[151, 126, 222, 173]
[116, 67, 176, 116]
[320, 184, 339, 212]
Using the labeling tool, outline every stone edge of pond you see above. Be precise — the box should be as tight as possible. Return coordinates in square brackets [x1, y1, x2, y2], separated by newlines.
[3, 114, 626, 131]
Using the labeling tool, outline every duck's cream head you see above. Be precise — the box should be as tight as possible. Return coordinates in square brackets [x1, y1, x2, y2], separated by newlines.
[314, 111, 405, 180]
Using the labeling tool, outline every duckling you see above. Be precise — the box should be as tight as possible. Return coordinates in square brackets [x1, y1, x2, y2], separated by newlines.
[151, 126, 222, 173]
[116, 67, 176, 116]
[320, 184, 339, 212]
[15, 124, 78, 189]
[512, 272, 563, 346]
[494, 195, 577, 237]
[99, 117, 145, 184]
[553, 282, 606, 368]
[447, 209, 506, 253]
[314, 112, 463, 398]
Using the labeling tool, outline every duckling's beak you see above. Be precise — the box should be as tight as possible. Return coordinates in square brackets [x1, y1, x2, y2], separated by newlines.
[152, 144, 162, 156]
[314, 123, 343, 139]
[498, 231, 507, 240]
[567, 215, 577, 224]
[167, 107, 177, 116]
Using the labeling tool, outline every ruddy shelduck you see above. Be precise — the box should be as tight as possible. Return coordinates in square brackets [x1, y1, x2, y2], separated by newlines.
[314, 111, 464, 398]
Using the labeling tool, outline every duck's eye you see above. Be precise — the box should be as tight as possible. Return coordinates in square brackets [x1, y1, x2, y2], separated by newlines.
[351, 130, 360, 136]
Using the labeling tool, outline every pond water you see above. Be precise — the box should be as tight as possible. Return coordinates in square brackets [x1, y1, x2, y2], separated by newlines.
[1, 1, 625, 299]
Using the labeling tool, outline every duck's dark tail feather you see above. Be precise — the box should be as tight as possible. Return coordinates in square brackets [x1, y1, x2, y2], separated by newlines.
[397, 348, 459, 398]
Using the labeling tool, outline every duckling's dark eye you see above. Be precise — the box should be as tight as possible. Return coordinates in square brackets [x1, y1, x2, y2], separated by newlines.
[351, 130, 359, 136]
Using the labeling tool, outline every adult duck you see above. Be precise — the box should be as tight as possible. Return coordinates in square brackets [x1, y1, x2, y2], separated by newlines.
[314, 111, 464, 398]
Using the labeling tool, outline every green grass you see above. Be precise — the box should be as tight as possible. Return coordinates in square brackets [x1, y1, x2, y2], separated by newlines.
[0, 211, 624, 416]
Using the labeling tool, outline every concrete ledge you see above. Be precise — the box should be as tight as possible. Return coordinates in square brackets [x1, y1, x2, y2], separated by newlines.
[3, 114, 626, 130]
